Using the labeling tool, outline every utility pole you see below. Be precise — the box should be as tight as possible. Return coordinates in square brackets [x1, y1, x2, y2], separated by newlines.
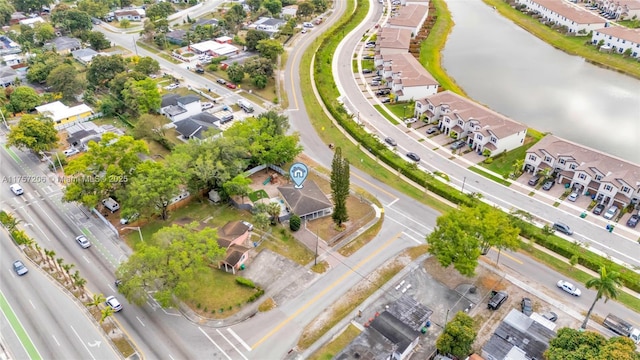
[133, 36, 138, 56]
[314, 229, 319, 266]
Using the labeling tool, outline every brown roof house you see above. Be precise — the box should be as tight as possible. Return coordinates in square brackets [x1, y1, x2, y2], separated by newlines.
[217, 221, 252, 274]
[278, 180, 333, 221]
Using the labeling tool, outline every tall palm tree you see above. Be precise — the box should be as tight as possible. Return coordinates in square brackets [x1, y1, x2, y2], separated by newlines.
[89, 293, 105, 310]
[581, 266, 622, 329]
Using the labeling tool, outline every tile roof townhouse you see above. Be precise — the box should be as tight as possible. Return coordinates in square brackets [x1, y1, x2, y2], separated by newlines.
[595, 0, 640, 20]
[591, 26, 640, 57]
[515, 0, 607, 34]
[375, 53, 439, 101]
[415, 91, 528, 155]
[523, 135, 640, 208]
[387, 4, 429, 35]
[376, 27, 413, 56]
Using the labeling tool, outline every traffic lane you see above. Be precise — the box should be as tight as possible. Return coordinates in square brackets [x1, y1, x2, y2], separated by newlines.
[1, 231, 119, 360]
[484, 249, 640, 328]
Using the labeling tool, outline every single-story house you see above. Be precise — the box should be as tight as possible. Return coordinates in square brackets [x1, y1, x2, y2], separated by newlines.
[166, 30, 187, 45]
[0, 66, 18, 88]
[278, 180, 333, 220]
[191, 18, 219, 30]
[114, 9, 145, 22]
[376, 52, 439, 102]
[18, 16, 45, 28]
[160, 94, 201, 122]
[65, 122, 124, 150]
[387, 4, 429, 35]
[2, 54, 22, 66]
[71, 48, 101, 65]
[190, 40, 239, 57]
[253, 17, 285, 35]
[482, 309, 556, 360]
[523, 135, 640, 208]
[36, 101, 93, 126]
[515, 0, 606, 34]
[377, 27, 413, 55]
[44, 37, 82, 54]
[174, 112, 219, 140]
[414, 91, 528, 156]
[591, 26, 640, 58]
[217, 221, 252, 274]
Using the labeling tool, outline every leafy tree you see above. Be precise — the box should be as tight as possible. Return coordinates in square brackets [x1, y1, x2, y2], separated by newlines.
[51, 8, 92, 34]
[77, 0, 110, 19]
[146, 2, 174, 21]
[134, 56, 160, 75]
[87, 31, 111, 50]
[26, 51, 63, 84]
[46, 64, 84, 102]
[581, 266, 622, 329]
[436, 312, 476, 360]
[331, 147, 350, 227]
[7, 86, 40, 113]
[475, 205, 520, 263]
[121, 161, 182, 220]
[246, 0, 261, 12]
[279, 18, 296, 37]
[226, 62, 245, 84]
[256, 38, 284, 61]
[243, 56, 274, 78]
[252, 212, 270, 231]
[266, 202, 281, 225]
[262, 0, 281, 16]
[289, 214, 301, 231]
[133, 114, 167, 140]
[223, 174, 252, 203]
[11, 0, 52, 13]
[16, 25, 35, 48]
[244, 29, 270, 51]
[252, 74, 268, 89]
[122, 78, 161, 116]
[100, 306, 114, 324]
[0, 0, 14, 26]
[7, 115, 58, 153]
[88, 293, 105, 309]
[87, 55, 126, 88]
[33, 22, 55, 45]
[119, 19, 130, 29]
[545, 328, 639, 360]
[312, 0, 327, 12]
[63, 133, 149, 208]
[297, 2, 314, 17]
[115, 224, 226, 307]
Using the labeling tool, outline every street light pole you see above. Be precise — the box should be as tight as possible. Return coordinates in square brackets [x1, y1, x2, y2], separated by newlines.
[461, 176, 467, 194]
[123, 226, 143, 242]
[403, 106, 407, 120]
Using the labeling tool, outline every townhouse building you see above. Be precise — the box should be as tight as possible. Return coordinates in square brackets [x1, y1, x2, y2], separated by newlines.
[591, 26, 640, 57]
[523, 135, 640, 208]
[387, 4, 429, 35]
[375, 53, 439, 101]
[377, 27, 413, 56]
[414, 91, 528, 155]
[595, 0, 640, 20]
[515, 0, 606, 34]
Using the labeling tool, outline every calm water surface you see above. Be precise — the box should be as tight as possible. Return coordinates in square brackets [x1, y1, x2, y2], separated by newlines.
[441, 0, 640, 162]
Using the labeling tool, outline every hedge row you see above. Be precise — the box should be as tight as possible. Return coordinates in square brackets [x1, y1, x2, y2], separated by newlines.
[236, 277, 256, 288]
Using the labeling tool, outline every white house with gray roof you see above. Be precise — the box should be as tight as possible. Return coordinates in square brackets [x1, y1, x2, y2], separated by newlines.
[415, 91, 528, 155]
[160, 94, 201, 122]
[376, 53, 439, 102]
[523, 135, 640, 207]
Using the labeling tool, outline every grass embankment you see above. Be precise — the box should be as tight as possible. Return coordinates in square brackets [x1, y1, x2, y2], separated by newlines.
[484, 0, 640, 79]
[307, 325, 362, 360]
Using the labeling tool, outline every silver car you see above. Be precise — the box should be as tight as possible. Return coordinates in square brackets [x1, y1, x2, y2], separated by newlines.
[106, 296, 123, 312]
[603, 205, 618, 220]
[13, 260, 28, 276]
[75, 235, 91, 249]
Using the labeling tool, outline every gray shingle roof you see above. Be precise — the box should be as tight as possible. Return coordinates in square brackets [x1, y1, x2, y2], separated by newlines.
[370, 311, 420, 354]
[278, 180, 332, 217]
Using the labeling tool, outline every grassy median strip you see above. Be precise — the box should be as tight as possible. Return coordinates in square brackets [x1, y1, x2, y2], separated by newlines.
[308, 324, 362, 360]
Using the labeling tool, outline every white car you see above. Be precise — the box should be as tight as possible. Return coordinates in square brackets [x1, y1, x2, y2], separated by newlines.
[164, 83, 179, 90]
[603, 205, 618, 220]
[404, 117, 418, 124]
[557, 280, 581, 296]
[201, 102, 214, 110]
[75, 235, 91, 249]
[10, 183, 24, 195]
[567, 192, 578, 202]
[106, 296, 123, 312]
[63, 148, 80, 156]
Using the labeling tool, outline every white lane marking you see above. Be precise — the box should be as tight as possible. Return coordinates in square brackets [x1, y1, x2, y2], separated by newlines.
[82, 255, 91, 264]
[402, 232, 424, 245]
[386, 215, 431, 238]
[70, 325, 96, 360]
[217, 329, 248, 360]
[227, 328, 251, 352]
[34, 201, 67, 235]
[136, 316, 146, 327]
[22, 210, 53, 242]
[168, 355, 175, 360]
[387, 198, 399, 207]
[384, 206, 433, 232]
[28, 299, 36, 309]
[52, 335, 60, 346]
[198, 327, 232, 360]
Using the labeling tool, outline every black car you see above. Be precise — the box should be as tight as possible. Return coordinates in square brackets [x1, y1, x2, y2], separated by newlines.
[426, 126, 439, 135]
[385, 137, 397, 146]
[488, 291, 508, 310]
[542, 180, 555, 190]
[362, 69, 372, 74]
[592, 203, 605, 215]
[521, 297, 533, 316]
[406, 152, 420, 162]
[626, 214, 639, 228]
[376, 89, 390, 96]
[363, 55, 374, 60]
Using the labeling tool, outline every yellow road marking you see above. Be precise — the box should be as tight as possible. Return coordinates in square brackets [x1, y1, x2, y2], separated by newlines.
[251, 232, 404, 349]
[351, 171, 397, 199]
[493, 248, 523, 265]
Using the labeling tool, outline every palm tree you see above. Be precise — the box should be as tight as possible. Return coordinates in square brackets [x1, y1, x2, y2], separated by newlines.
[62, 264, 75, 283]
[44, 249, 56, 270]
[512, 159, 524, 177]
[73, 272, 87, 293]
[2, 213, 21, 231]
[100, 306, 114, 324]
[581, 266, 622, 329]
[267, 202, 281, 225]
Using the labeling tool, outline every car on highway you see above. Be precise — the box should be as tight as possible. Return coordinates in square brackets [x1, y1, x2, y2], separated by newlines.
[520, 297, 533, 316]
[626, 214, 639, 228]
[63, 148, 80, 156]
[557, 280, 581, 296]
[592, 203, 605, 215]
[542, 180, 555, 190]
[542, 312, 558, 322]
[426, 126, 439, 135]
[75, 235, 91, 249]
[567, 192, 578, 202]
[603, 205, 618, 220]
[406, 152, 420, 162]
[164, 83, 179, 90]
[552, 222, 573, 235]
[10, 183, 24, 195]
[106, 296, 123, 312]
[385, 137, 397, 146]
[226, 83, 237, 89]
[216, 79, 227, 85]
[450, 140, 466, 150]
[488, 291, 508, 310]
[13, 260, 28, 276]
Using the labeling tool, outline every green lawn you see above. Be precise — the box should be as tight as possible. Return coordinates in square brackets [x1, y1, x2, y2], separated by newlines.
[479, 129, 544, 176]
[373, 105, 400, 125]
[308, 324, 361, 360]
[617, 19, 640, 28]
[257, 226, 315, 266]
[385, 102, 415, 120]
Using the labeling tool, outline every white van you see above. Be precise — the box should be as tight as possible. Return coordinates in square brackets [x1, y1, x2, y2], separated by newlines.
[102, 197, 120, 213]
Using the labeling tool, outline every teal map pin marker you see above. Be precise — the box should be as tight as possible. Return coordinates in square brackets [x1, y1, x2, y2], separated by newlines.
[289, 162, 308, 189]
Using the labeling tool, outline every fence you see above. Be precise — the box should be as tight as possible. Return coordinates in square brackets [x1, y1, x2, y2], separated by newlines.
[91, 208, 119, 236]
[54, 112, 104, 130]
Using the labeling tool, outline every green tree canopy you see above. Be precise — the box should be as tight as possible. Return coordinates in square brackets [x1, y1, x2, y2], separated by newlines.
[8, 86, 40, 113]
[436, 312, 477, 360]
[222, 173, 252, 203]
[134, 56, 160, 75]
[87, 55, 127, 88]
[256, 38, 284, 61]
[297, 2, 314, 17]
[7, 115, 58, 153]
[51, 8, 92, 34]
[122, 78, 161, 116]
[262, 0, 281, 16]
[545, 328, 639, 360]
[33, 22, 55, 45]
[0, 0, 15, 26]
[146, 2, 174, 21]
[46, 63, 84, 102]
[244, 29, 270, 51]
[243, 56, 274, 78]
[581, 266, 622, 329]
[246, 0, 261, 12]
[330, 147, 350, 226]
[26, 51, 63, 84]
[120, 161, 182, 220]
[87, 31, 111, 50]
[11, 0, 51, 13]
[226, 62, 245, 84]
[76, 0, 110, 19]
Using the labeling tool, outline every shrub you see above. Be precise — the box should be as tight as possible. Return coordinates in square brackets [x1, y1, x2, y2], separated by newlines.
[235, 277, 256, 288]
[289, 214, 301, 231]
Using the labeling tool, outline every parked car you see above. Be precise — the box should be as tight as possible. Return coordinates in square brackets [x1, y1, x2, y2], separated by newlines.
[521, 297, 533, 316]
[13, 260, 28, 276]
[120, 213, 139, 225]
[542, 180, 555, 190]
[567, 192, 579, 202]
[164, 83, 179, 90]
[450, 140, 466, 150]
[552, 222, 573, 235]
[380, 98, 391, 104]
[216, 79, 227, 85]
[201, 102, 214, 110]
[10, 183, 24, 196]
[488, 291, 508, 310]
[528, 175, 541, 186]
[363, 69, 373, 74]
[363, 55, 374, 60]
[75, 235, 91, 249]
[557, 280, 581, 296]
[592, 203, 605, 215]
[385, 137, 397, 146]
[301, 29, 308, 34]
[376, 89, 390, 96]
[63, 148, 80, 156]
[226, 83, 237, 89]
[106, 296, 123, 312]
[603, 205, 618, 220]
[542, 312, 558, 322]
[626, 214, 639, 228]
[371, 80, 380, 86]
[406, 152, 420, 162]
[404, 117, 417, 124]
[426, 126, 439, 135]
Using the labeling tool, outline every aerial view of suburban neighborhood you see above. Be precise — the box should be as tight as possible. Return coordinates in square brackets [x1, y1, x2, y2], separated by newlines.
[1, 0, 639, 357]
